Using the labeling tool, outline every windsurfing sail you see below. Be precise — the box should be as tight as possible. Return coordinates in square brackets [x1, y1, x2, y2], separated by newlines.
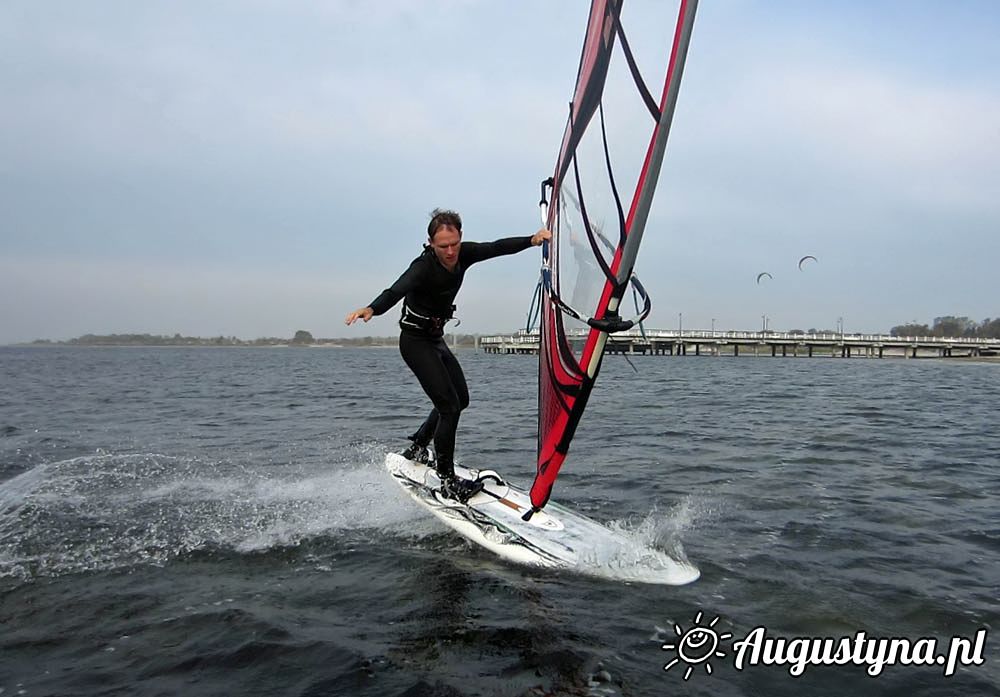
[529, 0, 698, 515]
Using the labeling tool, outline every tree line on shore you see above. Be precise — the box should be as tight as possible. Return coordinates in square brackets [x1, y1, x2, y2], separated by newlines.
[27, 331, 481, 348]
[30, 333, 294, 347]
[889, 316, 1000, 339]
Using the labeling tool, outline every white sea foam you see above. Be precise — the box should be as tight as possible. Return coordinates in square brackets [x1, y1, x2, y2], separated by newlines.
[0, 445, 428, 580]
[571, 495, 717, 585]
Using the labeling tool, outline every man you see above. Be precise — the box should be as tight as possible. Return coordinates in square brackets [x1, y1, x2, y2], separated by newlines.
[345, 209, 550, 502]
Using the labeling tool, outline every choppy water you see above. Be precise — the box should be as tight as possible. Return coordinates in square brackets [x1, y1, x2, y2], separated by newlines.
[1, 346, 998, 696]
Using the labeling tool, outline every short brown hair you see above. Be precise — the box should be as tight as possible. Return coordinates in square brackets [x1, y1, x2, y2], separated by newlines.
[427, 208, 462, 240]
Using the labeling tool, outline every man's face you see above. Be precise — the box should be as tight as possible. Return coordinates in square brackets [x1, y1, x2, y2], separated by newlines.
[430, 225, 461, 268]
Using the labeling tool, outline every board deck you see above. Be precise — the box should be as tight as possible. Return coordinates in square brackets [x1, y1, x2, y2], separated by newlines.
[385, 453, 699, 585]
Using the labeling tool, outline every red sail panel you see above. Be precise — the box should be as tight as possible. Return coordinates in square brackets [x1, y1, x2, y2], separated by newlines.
[530, 0, 699, 512]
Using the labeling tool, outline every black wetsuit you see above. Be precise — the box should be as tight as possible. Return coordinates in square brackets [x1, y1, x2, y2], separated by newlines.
[369, 236, 534, 476]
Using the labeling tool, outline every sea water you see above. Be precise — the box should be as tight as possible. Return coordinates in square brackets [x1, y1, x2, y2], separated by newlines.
[1, 346, 997, 696]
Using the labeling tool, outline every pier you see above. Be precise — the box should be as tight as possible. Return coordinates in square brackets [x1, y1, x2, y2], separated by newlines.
[479, 329, 1000, 359]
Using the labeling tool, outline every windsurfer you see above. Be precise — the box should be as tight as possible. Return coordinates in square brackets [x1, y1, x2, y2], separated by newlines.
[345, 208, 551, 502]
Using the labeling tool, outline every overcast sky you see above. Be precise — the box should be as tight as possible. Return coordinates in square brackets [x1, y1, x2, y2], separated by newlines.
[2, 0, 998, 343]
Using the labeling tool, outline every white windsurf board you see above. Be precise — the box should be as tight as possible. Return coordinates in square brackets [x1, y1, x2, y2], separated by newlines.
[385, 452, 699, 585]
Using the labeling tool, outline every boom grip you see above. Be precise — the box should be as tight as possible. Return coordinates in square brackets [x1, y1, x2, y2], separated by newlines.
[538, 177, 554, 227]
[587, 315, 635, 334]
[539, 177, 554, 207]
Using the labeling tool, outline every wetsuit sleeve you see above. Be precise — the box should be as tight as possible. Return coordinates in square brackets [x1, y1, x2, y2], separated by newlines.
[368, 257, 425, 316]
[462, 236, 534, 266]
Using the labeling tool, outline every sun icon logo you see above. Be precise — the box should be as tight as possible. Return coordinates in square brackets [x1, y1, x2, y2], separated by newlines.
[661, 611, 732, 680]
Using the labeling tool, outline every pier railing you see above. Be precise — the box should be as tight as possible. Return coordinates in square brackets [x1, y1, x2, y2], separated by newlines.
[478, 329, 1000, 358]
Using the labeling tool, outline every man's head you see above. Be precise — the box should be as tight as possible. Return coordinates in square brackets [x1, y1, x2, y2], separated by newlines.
[427, 208, 462, 269]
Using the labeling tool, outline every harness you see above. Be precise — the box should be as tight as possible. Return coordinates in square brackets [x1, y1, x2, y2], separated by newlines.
[400, 301, 459, 333]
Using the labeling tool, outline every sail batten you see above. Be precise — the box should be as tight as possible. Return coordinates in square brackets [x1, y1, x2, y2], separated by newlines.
[529, 0, 698, 513]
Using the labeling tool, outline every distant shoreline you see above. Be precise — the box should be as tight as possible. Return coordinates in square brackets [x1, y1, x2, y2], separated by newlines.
[10, 329, 1000, 360]
[8, 342, 1000, 363]
[7, 342, 404, 349]
[7, 333, 479, 349]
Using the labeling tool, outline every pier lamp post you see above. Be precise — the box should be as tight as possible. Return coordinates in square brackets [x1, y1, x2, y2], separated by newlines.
[679, 312, 683, 335]
[711, 318, 716, 335]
